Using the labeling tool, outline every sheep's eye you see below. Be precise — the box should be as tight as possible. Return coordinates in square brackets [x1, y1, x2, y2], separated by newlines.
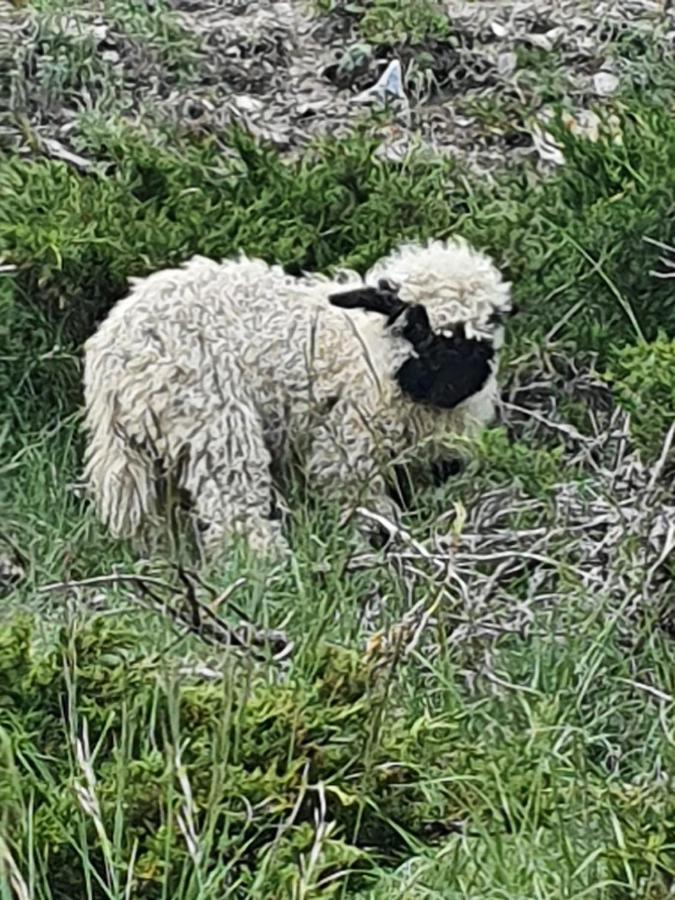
[377, 277, 400, 294]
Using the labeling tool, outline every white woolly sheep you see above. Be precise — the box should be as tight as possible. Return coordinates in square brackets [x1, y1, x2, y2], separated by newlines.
[82, 237, 514, 560]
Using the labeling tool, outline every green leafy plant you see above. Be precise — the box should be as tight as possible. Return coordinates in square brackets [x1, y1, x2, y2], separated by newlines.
[358, 0, 450, 46]
[316, 0, 449, 45]
[3, 100, 675, 445]
[606, 333, 675, 459]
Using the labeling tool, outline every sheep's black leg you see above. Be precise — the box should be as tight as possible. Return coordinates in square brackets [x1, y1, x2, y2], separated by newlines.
[431, 457, 463, 485]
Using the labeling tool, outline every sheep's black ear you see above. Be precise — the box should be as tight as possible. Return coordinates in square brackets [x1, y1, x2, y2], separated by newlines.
[328, 285, 407, 320]
[488, 303, 519, 325]
[328, 286, 374, 310]
[399, 304, 434, 351]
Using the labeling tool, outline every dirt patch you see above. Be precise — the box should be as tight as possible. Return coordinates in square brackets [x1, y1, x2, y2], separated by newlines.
[1, 0, 673, 173]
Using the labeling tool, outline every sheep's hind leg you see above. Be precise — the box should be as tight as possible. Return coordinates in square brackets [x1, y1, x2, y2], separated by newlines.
[182, 410, 289, 563]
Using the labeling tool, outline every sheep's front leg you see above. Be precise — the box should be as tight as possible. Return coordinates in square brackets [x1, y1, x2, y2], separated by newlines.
[305, 398, 403, 540]
[181, 399, 290, 563]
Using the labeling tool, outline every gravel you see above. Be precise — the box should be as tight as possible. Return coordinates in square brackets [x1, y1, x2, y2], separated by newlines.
[2, 0, 673, 174]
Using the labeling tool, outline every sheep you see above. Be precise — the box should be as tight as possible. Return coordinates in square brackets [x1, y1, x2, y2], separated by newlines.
[82, 237, 514, 561]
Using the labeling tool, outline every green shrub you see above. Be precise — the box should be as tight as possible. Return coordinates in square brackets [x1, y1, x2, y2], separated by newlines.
[605, 333, 675, 460]
[2, 101, 675, 440]
[1, 122, 469, 323]
[358, 0, 449, 45]
[317, 0, 449, 45]
[469, 427, 566, 493]
[0, 611, 496, 898]
[488, 104, 675, 351]
[4, 596, 675, 897]
[0, 123, 475, 438]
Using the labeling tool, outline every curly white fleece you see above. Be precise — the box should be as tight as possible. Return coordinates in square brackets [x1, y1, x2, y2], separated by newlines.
[82, 238, 512, 558]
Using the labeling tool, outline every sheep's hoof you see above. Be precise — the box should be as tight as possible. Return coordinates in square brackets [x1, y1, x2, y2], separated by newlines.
[198, 519, 292, 566]
[247, 526, 292, 563]
[431, 457, 463, 485]
[353, 502, 403, 552]
[366, 525, 394, 551]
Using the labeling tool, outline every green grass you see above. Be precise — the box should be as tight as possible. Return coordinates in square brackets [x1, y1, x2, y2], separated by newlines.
[7, 0, 204, 145]
[3, 364, 675, 895]
[3, 12, 675, 895]
[3, 438, 675, 897]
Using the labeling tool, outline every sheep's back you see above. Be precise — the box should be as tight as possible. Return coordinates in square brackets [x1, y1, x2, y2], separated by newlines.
[83, 255, 381, 456]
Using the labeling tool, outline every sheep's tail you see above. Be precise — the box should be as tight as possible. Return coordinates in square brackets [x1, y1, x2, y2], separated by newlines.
[82, 379, 157, 540]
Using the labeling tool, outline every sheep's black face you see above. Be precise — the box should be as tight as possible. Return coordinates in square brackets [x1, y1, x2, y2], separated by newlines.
[328, 282, 496, 412]
[395, 306, 495, 410]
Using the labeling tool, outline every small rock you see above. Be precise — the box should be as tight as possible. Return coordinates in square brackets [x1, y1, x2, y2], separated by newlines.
[525, 32, 553, 51]
[91, 24, 109, 43]
[233, 94, 264, 113]
[593, 71, 619, 96]
[562, 109, 601, 142]
[497, 52, 517, 78]
[353, 59, 406, 105]
[544, 26, 565, 47]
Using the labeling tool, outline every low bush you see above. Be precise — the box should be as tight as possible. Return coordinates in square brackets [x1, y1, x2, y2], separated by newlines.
[1, 100, 674, 442]
[0, 610, 504, 897]
[606, 333, 675, 460]
[316, 0, 449, 46]
[357, 0, 450, 46]
[4, 574, 675, 897]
